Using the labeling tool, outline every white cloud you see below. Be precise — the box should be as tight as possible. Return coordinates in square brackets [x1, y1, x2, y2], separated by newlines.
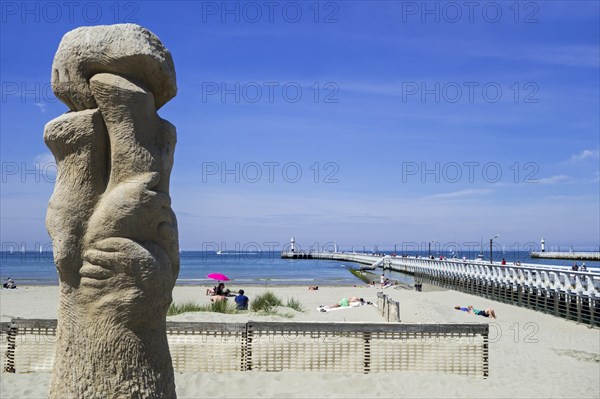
[34, 152, 54, 165]
[566, 149, 600, 163]
[457, 43, 600, 68]
[34, 153, 56, 177]
[519, 45, 600, 68]
[424, 189, 493, 201]
[537, 175, 570, 185]
[168, 185, 599, 248]
[34, 102, 47, 113]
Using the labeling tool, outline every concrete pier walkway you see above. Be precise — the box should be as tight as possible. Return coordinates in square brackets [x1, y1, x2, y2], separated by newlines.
[530, 251, 600, 261]
[281, 251, 600, 327]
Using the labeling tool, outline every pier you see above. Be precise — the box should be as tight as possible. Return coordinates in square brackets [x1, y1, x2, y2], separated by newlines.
[281, 251, 600, 327]
[530, 251, 600, 261]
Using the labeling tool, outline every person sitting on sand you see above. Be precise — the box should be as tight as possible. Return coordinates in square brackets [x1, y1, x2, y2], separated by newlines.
[3, 277, 16, 289]
[207, 281, 231, 296]
[235, 289, 249, 310]
[216, 282, 231, 296]
[210, 283, 230, 302]
[455, 305, 497, 319]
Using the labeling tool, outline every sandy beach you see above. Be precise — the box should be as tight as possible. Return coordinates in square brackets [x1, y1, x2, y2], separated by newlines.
[1, 284, 599, 398]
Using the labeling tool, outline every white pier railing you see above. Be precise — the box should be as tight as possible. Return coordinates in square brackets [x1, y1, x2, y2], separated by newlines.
[388, 257, 600, 297]
[281, 251, 600, 326]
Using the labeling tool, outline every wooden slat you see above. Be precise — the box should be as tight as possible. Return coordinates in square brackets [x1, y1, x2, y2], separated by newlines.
[247, 321, 488, 334]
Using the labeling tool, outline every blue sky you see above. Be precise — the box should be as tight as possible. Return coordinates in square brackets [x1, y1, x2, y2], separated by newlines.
[1, 1, 599, 252]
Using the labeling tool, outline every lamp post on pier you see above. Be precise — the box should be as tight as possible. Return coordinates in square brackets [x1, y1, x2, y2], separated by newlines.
[428, 240, 436, 259]
[490, 234, 500, 264]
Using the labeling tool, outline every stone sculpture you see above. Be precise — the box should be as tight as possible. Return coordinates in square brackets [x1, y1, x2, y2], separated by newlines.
[44, 24, 179, 398]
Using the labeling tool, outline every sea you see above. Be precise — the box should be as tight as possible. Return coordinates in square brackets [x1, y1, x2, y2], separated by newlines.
[1, 251, 598, 287]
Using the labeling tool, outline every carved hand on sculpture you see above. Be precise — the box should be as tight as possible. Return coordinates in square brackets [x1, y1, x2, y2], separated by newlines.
[84, 74, 179, 319]
[46, 73, 179, 319]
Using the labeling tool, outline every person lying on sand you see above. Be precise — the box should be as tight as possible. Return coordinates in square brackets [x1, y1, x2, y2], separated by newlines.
[319, 297, 367, 311]
[455, 305, 497, 319]
[308, 286, 319, 290]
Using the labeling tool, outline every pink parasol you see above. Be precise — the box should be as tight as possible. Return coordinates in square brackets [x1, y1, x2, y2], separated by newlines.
[207, 273, 230, 281]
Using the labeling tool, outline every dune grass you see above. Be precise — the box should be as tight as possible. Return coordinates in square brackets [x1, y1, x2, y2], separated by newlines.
[168, 301, 204, 316]
[168, 292, 304, 317]
[168, 300, 237, 315]
[250, 291, 283, 312]
[285, 297, 304, 312]
[250, 291, 304, 315]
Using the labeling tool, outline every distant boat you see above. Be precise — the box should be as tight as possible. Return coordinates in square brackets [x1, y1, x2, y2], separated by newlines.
[217, 250, 263, 255]
[476, 252, 485, 261]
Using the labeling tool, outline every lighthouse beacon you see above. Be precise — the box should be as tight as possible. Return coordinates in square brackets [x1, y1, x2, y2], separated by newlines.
[541, 238, 545, 253]
[290, 237, 296, 253]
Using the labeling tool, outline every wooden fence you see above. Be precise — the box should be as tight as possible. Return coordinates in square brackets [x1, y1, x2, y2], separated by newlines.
[376, 292, 401, 322]
[2, 318, 489, 377]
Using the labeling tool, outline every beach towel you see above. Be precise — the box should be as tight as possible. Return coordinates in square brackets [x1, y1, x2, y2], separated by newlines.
[317, 302, 366, 312]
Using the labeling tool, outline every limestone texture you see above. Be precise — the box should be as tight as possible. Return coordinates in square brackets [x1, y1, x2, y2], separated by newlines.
[51, 24, 177, 111]
[45, 24, 179, 399]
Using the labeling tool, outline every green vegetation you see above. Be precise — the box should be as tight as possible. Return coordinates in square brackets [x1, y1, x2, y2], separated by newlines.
[168, 292, 304, 318]
[285, 297, 304, 312]
[349, 269, 370, 284]
[200, 300, 238, 314]
[167, 300, 237, 316]
[250, 291, 283, 312]
[168, 301, 203, 316]
[250, 291, 304, 316]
